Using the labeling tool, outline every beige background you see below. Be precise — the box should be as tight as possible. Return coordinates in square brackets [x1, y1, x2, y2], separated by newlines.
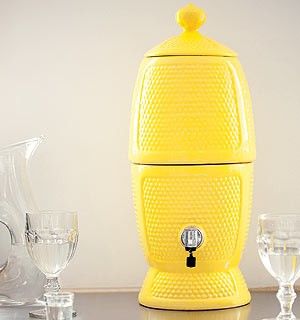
[0, 0, 299, 290]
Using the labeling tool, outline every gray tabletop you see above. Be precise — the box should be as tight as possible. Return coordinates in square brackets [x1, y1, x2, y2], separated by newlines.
[0, 291, 297, 319]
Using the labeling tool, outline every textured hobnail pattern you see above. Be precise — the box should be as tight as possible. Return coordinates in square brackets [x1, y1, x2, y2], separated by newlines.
[139, 61, 239, 152]
[152, 271, 235, 299]
[132, 163, 253, 309]
[142, 174, 241, 262]
[139, 267, 250, 309]
[130, 56, 255, 164]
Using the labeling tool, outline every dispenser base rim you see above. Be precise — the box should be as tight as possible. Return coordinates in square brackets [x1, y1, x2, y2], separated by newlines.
[138, 267, 251, 310]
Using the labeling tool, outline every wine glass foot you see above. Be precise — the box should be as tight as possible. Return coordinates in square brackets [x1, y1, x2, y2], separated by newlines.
[29, 309, 77, 318]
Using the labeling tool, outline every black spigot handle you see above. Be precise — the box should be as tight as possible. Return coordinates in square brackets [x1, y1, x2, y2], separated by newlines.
[186, 248, 196, 268]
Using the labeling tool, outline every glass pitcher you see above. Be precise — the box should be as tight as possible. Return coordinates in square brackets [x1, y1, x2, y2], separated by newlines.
[0, 137, 46, 306]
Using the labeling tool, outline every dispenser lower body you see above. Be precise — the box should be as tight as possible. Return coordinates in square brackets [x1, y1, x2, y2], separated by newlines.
[132, 163, 253, 310]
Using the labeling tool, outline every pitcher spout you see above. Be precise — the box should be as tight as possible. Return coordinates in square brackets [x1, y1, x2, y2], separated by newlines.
[0, 135, 45, 161]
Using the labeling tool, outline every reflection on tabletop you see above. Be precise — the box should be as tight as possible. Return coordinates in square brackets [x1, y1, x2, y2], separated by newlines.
[0, 309, 19, 320]
[140, 303, 250, 320]
[0, 307, 83, 320]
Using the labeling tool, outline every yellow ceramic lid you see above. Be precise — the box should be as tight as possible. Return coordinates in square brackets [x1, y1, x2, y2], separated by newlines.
[146, 3, 237, 57]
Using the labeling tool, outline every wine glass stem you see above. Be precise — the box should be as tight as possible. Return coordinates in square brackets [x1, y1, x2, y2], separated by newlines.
[277, 282, 296, 319]
[44, 277, 61, 293]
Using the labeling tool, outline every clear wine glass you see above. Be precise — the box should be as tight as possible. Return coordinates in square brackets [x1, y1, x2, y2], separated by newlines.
[257, 214, 300, 320]
[25, 211, 78, 319]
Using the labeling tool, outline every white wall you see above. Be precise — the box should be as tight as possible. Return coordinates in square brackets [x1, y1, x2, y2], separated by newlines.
[0, 0, 299, 289]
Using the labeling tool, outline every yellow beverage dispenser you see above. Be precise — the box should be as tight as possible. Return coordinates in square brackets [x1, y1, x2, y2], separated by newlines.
[129, 3, 255, 310]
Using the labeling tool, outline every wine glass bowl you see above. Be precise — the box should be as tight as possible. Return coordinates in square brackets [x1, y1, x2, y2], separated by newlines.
[257, 214, 300, 320]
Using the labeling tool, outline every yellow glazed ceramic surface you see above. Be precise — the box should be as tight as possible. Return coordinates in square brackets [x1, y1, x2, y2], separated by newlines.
[146, 3, 236, 57]
[130, 55, 255, 164]
[132, 164, 252, 309]
[129, 3, 255, 310]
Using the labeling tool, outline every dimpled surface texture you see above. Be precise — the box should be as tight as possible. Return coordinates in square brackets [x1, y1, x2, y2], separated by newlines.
[138, 267, 250, 310]
[139, 63, 239, 150]
[143, 174, 240, 262]
[129, 56, 255, 164]
[151, 270, 236, 299]
[132, 164, 253, 309]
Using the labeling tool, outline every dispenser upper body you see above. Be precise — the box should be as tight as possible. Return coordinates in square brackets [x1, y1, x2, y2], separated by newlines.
[129, 4, 255, 165]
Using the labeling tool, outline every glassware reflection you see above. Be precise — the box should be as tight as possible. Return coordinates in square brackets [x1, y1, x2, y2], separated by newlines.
[140, 303, 250, 320]
[45, 292, 74, 320]
[0, 308, 29, 320]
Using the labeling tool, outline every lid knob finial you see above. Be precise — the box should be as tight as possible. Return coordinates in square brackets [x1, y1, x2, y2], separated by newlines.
[176, 3, 206, 32]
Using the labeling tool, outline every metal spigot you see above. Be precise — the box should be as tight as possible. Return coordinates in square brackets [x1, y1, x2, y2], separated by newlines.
[181, 226, 204, 268]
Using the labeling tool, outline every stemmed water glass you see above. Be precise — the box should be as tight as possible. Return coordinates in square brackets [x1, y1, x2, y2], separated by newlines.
[25, 211, 78, 319]
[257, 214, 300, 320]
